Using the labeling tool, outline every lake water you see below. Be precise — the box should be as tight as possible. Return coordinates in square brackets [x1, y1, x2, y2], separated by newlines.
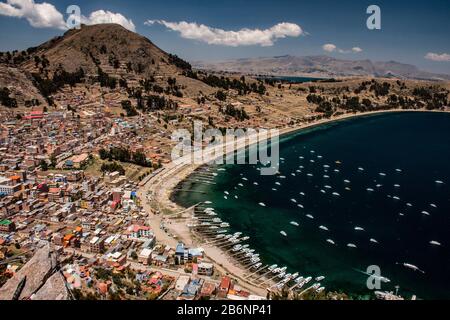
[173, 112, 450, 299]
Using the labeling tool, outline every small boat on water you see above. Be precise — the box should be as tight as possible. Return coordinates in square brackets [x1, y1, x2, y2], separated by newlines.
[379, 173, 387, 177]
[395, 169, 403, 173]
[320, 190, 326, 194]
[299, 192, 306, 196]
[394, 184, 401, 188]
[422, 211, 431, 216]
[307, 173, 314, 177]
[366, 188, 374, 192]
[354, 226, 365, 231]
[430, 240, 441, 246]
[392, 196, 401, 200]
[297, 204, 304, 209]
[290, 221, 300, 227]
[280, 231, 288, 237]
[344, 180, 351, 184]
[358, 167, 365, 171]
[326, 239, 336, 245]
[332, 192, 340, 197]
[306, 214, 314, 219]
[370, 238, 379, 244]
[324, 185, 332, 189]
[224, 196, 228, 200]
[347, 243, 357, 248]
[319, 226, 329, 231]
[435, 180, 445, 184]
[259, 202, 266, 207]
[275, 182, 281, 186]
[238, 183, 244, 187]
[430, 204, 438, 208]
[406, 203, 413, 207]
[290, 199, 297, 203]
[315, 276, 325, 282]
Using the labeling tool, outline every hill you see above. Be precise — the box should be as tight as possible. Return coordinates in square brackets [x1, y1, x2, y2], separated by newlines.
[0, 23, 214, 109]
[193, 55, 450, 81]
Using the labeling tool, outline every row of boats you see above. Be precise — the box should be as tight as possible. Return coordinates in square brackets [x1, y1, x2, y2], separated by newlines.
[186, 178, 326, 295]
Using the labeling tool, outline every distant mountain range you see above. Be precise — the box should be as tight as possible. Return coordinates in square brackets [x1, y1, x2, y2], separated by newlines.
[193, 55, 450, 81]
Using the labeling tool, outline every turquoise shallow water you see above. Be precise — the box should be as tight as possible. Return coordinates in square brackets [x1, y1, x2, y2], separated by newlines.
[173, 112, 450, 299]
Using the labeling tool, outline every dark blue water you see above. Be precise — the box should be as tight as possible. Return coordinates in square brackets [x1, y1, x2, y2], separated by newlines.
[174, 112, 450, 299]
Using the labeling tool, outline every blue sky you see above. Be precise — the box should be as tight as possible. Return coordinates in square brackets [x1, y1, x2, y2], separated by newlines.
[1, 0, 450, 74]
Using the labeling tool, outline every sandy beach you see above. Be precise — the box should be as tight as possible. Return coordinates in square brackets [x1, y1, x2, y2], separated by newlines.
[137, 108, 449, 296]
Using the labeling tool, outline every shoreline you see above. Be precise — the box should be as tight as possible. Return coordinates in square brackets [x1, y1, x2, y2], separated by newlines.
[138, 108, 449, 297]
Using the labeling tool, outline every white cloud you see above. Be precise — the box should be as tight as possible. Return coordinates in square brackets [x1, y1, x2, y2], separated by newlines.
[0, 0, 66, 29]
[145, 20, 303, 47]
[322, 43, 362, 54]
[322, 43, 337, 52]
[80, 10, 136, 32]
[0, 1, 136, 31]
[425, 52, 450, 62]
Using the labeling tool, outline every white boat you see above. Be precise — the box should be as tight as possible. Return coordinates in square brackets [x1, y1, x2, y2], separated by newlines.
[306, 214, 314, 219]
[310, 160, 315, 163]
[297, 204, 304, 209]
[224, 191, 230, 195]
[347, 243, 357, 248]
[324, 185, 332, 189]
[394, 184, 401, 188]
[354, 226, 365, 231]
[319, 226, 329, 231]
[304, 277, 312, 284]
[299, 192, 306, 196]
[280, 231, 287, 237]
[323, 175, 330, 179]
[334, 169, 340, 173]
[290, 199, 297, 203]
[422, 211, 431, 216]
[275, 182, 281, 186]
[435, 180, 444, 184]
[324, 165, 330, 169]
[392, 196, 401, 200]
[315, 276, 325, 282]
[379, 173, 387, 177]
[290, 221, 300, 227]
[253, 182, 259, 186]
[366, 188, 374, 192]
[395, 169, 403, 173]
[268, 264, 278, 272]
[430, 241, 441, 246]
[272, 188, 278, 191]
[307, 173, 314, 177]
[344, 180, 351, 184]
[238, 183, 244, 187]
[224, 196, 228, 200]
[320, 189, 326, 194]
[259, 202, 266, 207]
[400, 263, 425, 273]
[332, 192, 340, 196]
[376, 184, 383, 188]
[370, 238, 379, 244]
[406, 203, 413, 207]
[316, 287, 325, 294]
[326, 239, 336, 245]
[430, 204, 437, 208]
[358, 167, 365, 171]
[242, 177, 248, 181]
